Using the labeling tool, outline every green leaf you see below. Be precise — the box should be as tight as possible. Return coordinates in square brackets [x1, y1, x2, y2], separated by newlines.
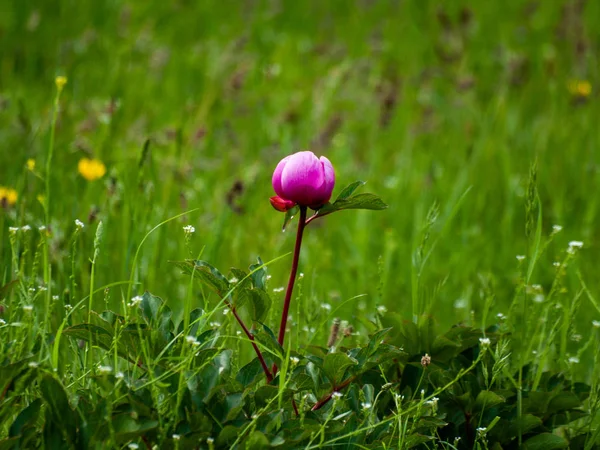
[253, 325, 283, 364]
[217, 425, 241, 447]
[322, 352, 358, 385]
[229, 268, 251, 290]
[39, 374, 78, 444]
[246, 431, 270, 449]
[9, 398, 42, 437]
[474, 390, 505, 412]
[335, 181, 367, 200]
[355, 328, 392, 367]
[522, 433, 568, 450]
[239, 288, 272, 322]
[547, 392, 583, 414]
[249, 257, 268, 291]
[112, 415, 159, 440]
[137, 292, 174, 357]
[172, 260, 230, 296]
[318, 193, 388, 216]
[236, 357, 266, 386]
[508, 414, 543, 437]
[0, 437, 20, 450]
[0, 359, 34, 401]
[177, 307, 205, 336]
[282, 205, 300, 231]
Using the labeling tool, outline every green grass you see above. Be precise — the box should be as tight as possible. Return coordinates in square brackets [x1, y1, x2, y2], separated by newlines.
[1, 1, 599, 448]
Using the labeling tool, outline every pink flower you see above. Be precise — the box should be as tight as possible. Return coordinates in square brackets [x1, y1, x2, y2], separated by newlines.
[271, 151, 335, 210]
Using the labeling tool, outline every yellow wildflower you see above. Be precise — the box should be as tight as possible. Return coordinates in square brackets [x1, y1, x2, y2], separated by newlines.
[0, 186, 18, 206]
[26, 159, 35, 171]
[78, 158, 106, 181]
[55, 76, 67, 92]
[568, 79, 592, 98]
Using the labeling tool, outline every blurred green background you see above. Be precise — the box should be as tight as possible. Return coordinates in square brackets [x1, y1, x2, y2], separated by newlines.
[1, 1, 598, 372]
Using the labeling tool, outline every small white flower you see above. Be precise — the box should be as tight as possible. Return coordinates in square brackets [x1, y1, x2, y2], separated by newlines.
[128, 295, 143, 307]
[21, 225, 31, 232]
[222, 307, 230, 315]
[477, 427, 487, 437]
[377, 305, 387, 314]
[236, 330, 242, 335]
[496, 313, 506, 320]
[75, 219, 85, 229]
[38, 225, 46, 231]
[553, 261, 561, 267]
[98, 365, 113, 374]
[38, 286, 47, 292]
[0, 319, 6, 325]
[52, 295, 59, 301]
[273, 287, 285, 293]
[28, 362, 39, 368]
[571, 334, 582, 342]
[183, 225, 195, 234]
[266, 274, 272, 280]
[127, 443, 139, 450]
[290, 356, 300, 365]
[516, 255, 526, 261]
[321, 303, 331, 311]
[207, 437, 214, 444]
[23, 305, 33, 312]
[172, 434, 181, 441]
[116, 371, 125, 379]
[592, 320, 600, 328]
[454, 298, 467, 309]
[64, 304, 73, 311]
[533, 294, 544, 303]
[28, 287, 35, 293]
[8, 227, 19, 234]
[552, 225, 563, 233]
[298, 272, 304, 278]
[185, 336, 200, 346]
[361, 402, 372, 410]
[332, 391, 343, 400]
[209, 322, 221, 328]
[568, 356, 579, 364]
[568, 241, 584, 254]
[479, 337, 491, 347]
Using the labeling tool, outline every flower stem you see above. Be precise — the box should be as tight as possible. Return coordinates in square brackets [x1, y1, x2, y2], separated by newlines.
[311, 376, 356, 411]
[231, 305, 273, 383]
[277, 206, 307, 347]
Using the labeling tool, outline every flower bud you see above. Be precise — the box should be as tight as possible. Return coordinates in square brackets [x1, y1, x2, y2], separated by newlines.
[269, 196, 297, 212]
[271, 151, 335, 210]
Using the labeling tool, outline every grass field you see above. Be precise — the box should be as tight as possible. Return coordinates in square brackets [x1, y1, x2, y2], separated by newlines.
[1, 1, 599, 448]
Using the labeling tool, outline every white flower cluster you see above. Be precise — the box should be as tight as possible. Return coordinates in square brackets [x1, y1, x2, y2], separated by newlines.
[128, 295, 143, 307]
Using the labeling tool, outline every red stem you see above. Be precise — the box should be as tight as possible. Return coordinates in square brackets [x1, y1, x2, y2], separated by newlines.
[277, 206, 307, 347]
[311, 376, 356, 411]
[231, 305, 273, 383]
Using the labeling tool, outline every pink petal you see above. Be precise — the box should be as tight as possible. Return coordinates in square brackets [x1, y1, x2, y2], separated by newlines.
[280, 151, 324, 205]
[272, 155, 291, 198]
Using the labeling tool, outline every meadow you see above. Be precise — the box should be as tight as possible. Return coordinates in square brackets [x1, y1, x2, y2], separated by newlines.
[1, 1, 599, 448]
